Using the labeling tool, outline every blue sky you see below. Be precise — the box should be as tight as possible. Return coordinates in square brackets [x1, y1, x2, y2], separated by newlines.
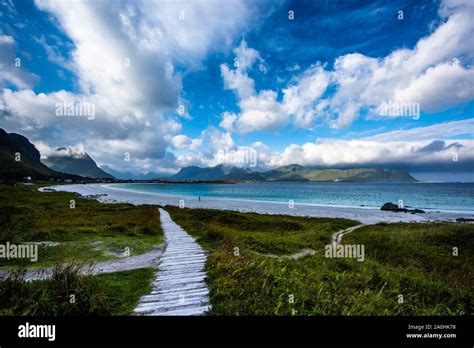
[0, 0, 473, 181]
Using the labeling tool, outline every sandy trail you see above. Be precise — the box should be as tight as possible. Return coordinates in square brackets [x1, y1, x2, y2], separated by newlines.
[331, 224, 367, 246]
[251, 248, 317, 260]
[0, 245, 165, 281]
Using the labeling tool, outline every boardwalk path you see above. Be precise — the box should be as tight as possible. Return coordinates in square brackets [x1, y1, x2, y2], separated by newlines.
[133, 208, 211, 316]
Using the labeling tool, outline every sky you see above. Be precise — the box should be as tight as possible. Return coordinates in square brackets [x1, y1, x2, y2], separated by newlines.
[0, 0, 473, 181]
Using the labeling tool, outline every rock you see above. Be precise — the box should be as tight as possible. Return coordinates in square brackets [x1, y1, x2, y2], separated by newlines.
[456, 217, 474, 222]
[381, 202, 425, 213]
[85, 194, 107, 199]
[381, 202, 403, 211]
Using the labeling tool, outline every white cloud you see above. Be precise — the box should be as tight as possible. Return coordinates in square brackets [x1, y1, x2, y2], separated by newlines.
[331, 3, 474, 125]
[282, 64, 330, 127]
[0, 35, 14, 45]
[202, 127, 234, 151]
[166, 126, 237, 168]
[221, 64, 255, 101]
[220, 41, 331, 133]
[171, 134, 202, 150]
[267, 138, 473, 168]
[219, 0, 474, 132]
[366, 118, 474, 142]
[262, 119, 474, 169]
[171, 135, 189, 149]
[219, 111, 237, 132]
[220, 40, 290, 133]
[33, 35, 74, 72]
[35, 142, 86, 159]
[169, 118, 474, 171]
[220, 40, 263, 100]
[0, 35, 39, 89]
[1, 0, 262, 173]
[135, 0, 260, 65]
[233, 39, 263, 71]
[287, 63, 301, 72]
[393, 63, 474, 111]
[35, 0, 182, 115]
[170, 126, 271, 169]
[236, 90, 287, 132]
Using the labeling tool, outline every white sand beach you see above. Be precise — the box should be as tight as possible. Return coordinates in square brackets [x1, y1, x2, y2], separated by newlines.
[43, 184, 474, 225]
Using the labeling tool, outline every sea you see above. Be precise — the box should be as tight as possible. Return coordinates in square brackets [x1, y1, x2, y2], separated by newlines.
[113, 182, 474, 213]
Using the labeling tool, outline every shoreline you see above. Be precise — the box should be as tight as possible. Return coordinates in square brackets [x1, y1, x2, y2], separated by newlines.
[43, 183, 474, 225]
[105, 183, 474, 214]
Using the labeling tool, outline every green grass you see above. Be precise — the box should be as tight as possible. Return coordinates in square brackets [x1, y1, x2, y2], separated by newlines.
[94, 267, 154, 315]
[1, 183, 472, 316]
[165, 206, 357, 255]
[345, 222, 474, 314]
[0, 183, 164, 268]
[0, 264, 154, 315]
[166, 206, 474, 316]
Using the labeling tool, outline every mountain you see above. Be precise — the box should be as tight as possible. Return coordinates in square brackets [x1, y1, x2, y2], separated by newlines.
[170, 165, 265, 181]
[43, 149, 114, 179]
[0, 129, 76, 180]
[101, 165, 165, 180]
[263, 165, 417, 182]
[0, 128, 416, 183]
[169, 164, 417, 182]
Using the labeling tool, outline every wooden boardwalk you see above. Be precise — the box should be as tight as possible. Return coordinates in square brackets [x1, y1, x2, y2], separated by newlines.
[133, 208, 211, 316]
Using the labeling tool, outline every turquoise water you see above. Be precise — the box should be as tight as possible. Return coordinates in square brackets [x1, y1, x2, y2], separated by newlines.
[113, 182, 474, 213]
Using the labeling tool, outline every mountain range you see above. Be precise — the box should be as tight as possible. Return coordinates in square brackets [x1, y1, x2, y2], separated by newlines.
[262, 164, 417, 182]
[170, 165, 265, 181]
[169, 164, 417, 182]
[0, 128, 417, 182]
[100, 165, 165, 181]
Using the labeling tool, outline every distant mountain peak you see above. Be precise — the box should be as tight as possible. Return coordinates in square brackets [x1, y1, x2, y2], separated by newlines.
[42, 147, 114, 179]
[100, 165, 167, 180]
